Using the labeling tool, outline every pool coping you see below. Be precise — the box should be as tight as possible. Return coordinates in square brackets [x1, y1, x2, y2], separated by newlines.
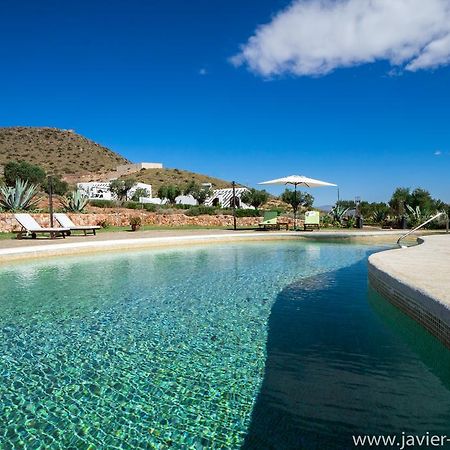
[368, 235, 450, 349]
[0, 230, 409, 263]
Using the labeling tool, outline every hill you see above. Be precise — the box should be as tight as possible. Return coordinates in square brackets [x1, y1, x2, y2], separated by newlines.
[0, 127, 129, 176]
[123, 168, 237, 193]
[0, 127, 241, 191]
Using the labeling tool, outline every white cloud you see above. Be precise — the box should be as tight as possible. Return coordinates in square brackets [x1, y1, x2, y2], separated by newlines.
[231, 0, 450, 77]
[434, 150, 443, 156]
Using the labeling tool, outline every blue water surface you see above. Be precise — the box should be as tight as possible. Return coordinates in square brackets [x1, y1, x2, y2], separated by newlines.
[1, 241, 449, 449]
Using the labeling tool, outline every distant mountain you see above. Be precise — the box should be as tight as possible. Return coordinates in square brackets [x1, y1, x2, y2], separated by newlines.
[0, 127, 130, 176]
[316, 205, 334, 212]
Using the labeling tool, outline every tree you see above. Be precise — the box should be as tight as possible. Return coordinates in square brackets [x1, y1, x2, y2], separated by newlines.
[157, 185, 181, 204]
[337, 199, 356, 209]
[184, 182, 213, 205]
[389, 187, 410, 216]
[110, 178, 137, 202]
[42, 175, 69, 196]
[131, 187, 150, 202]
[241, 188, 269, 210]
[4, 161, 46, 187]
[281, 189, 314, 215]
[408, 188, 436, 212]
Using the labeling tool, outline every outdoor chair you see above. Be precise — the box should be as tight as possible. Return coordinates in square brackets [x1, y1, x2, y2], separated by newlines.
[258, 211, 289, 230]
[14, 213, 70, 239]
[304, 210, 320, 231]
[53, 213, 101, 236]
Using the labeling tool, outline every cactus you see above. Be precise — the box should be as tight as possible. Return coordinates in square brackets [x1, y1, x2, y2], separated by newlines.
[61, 190, 89, 212]
[0, 179, 40, 211]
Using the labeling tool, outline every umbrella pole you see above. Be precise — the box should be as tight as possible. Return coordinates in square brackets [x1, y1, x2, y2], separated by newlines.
[294, 183, 297, 231]
[48, 175, 54, 227]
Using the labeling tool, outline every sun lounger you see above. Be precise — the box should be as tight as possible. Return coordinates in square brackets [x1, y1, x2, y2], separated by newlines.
[258, 211, 289, 230]
[304, 210, 320, 231]
[14, 213, 70, 239]
[53, 213, 101, 236]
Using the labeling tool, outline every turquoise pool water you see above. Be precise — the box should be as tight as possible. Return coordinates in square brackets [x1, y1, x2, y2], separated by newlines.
[1, 241, 450, 449]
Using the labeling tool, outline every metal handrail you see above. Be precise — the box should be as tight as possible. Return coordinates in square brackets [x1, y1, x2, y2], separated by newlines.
[397, 212, 445, 247]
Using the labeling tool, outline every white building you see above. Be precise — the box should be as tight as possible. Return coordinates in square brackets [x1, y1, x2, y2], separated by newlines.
[77, 181, 153, 201]
[204, 188, 251, 209]
[77, 182, 113, 200]
[115, 162, 163, 177]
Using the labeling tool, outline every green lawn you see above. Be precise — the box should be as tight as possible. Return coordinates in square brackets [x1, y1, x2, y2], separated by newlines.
[0, 232, 15, 240]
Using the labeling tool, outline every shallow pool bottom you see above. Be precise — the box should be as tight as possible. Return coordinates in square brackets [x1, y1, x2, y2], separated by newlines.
[1, 241, 450, 449]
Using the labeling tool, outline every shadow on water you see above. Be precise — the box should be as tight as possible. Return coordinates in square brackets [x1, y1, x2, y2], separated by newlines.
[243, 258, 450, 450]
[367, 288, 450, 392]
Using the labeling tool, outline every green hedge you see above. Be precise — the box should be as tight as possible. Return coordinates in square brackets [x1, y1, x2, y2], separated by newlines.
[89, 199, 115, 208]
[219, 208, 262, 217]
[185, 206, 217, 216]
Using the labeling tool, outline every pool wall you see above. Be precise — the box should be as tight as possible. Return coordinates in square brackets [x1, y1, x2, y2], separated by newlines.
[368, 235, 450, 349]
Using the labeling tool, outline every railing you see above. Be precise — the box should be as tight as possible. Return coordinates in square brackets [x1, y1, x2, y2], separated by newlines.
[397, 212, 446, 248]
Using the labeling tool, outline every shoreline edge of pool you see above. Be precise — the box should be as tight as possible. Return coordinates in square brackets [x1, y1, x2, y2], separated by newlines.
[1, 229, 449, 349]
[368, 234, 450, 349]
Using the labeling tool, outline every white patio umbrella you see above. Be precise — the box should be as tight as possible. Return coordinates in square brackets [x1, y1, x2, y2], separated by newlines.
[259, 175, 337, 229]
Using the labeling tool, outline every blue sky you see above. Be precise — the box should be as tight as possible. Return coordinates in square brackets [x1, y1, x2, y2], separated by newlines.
[1, 0, 449, 205]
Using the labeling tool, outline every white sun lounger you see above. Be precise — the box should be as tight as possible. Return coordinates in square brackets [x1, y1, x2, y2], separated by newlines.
[53, 213, 101, 236]
[14, 213, 70, 239]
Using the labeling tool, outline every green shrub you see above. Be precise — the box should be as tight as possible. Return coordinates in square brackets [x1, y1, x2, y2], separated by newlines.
[129, 216, 142, 229]
[96, 219, 110, 228]
[235, 209, 261, 218]
[123, 201, 141, 210]
[89, 199, 115, 208]
[216, 208, 261, 217]
[320, 215, 332, 227]
[4, 161, 46, 187]
[185, 206, 217, 216]
[144, 203, 157, 212]
[346, 216, 356, 228]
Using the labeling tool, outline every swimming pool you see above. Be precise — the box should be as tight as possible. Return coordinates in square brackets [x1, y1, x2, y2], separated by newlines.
[1, 241, 450, 449]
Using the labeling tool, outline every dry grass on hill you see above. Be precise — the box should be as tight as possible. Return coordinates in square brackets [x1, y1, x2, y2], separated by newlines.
[122, 168, 236, 192]
[0, 127, 129, 176]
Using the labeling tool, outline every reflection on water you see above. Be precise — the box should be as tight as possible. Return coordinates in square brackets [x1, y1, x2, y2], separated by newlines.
[244, 259, 450, 450]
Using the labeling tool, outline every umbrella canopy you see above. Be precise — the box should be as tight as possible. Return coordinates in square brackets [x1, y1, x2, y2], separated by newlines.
[259, 174, 337, 188]
[259, 174, 337, 230]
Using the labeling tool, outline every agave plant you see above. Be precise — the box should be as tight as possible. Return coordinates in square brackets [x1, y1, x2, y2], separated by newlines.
[371, 208, 388, 224]
[61, 190, 89, 212]
[406, 204, 432, 228]
[329, 204, 349, 225]
[0, 179, 40, 211]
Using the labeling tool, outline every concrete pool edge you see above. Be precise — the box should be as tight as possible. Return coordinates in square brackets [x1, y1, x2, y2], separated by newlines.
[0, 230, 408, 263]
[368, 235, 450, 349]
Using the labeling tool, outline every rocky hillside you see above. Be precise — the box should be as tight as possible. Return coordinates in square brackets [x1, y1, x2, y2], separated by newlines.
[0, 127, 129, 176]
[0, 127, 240, 190]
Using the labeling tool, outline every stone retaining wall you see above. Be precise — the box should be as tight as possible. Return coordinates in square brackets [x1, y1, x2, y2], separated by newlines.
[0, 212, 296, 232]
